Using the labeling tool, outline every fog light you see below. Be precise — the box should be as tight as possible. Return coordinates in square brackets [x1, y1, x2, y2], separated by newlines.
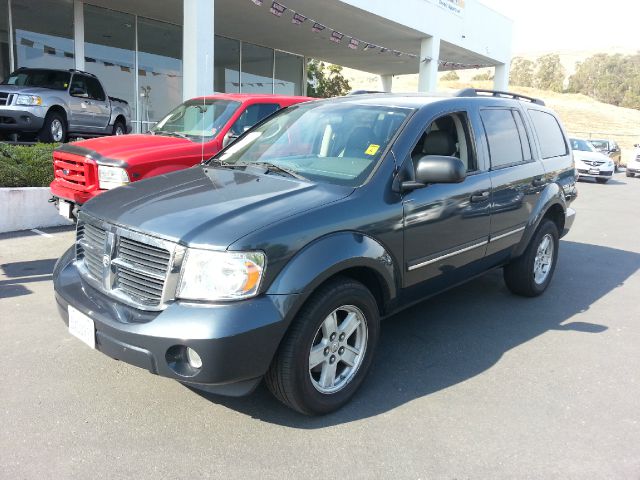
[186, 347, 202, 369]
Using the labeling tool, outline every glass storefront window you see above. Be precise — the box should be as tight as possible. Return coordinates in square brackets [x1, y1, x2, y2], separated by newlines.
[274, 51, 303, 96]
[137, 17, 182, 130]
[214, 36, 240, 93]
[11, 0, 74, 71]
[0, 0, 9, 79]
[241, 42, 273, 94]
[83, 5, 136, 125]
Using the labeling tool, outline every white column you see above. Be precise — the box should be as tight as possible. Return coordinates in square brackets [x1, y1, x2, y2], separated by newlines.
[418, 36, 440, 93]
[493, 62, 510, 91]
[73, 0, 85, 71]
[183, 0, 215, 100]
[380, 74, 392, 92]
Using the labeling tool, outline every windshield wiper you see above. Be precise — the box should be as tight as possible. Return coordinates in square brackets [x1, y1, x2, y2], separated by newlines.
[152, 130, 191, 140]
[243, 162, 308, 181]
[206, 158, 243, 168]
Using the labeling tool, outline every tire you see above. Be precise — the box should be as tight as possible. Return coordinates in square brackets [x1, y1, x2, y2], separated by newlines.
[112, 119, 126, 136]
[596, 177, 609, 184]
[38, 111, 67, 143]
[265, 277, 380, 415]
[504, 219, 559, 297]
[626, 171, 634, 178]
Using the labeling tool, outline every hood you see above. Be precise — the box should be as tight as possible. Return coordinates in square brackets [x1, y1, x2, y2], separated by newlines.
[573, 150, 610, 162]
[82, 165, 352, 249]
[0, 84, 65, 96]
[68, 134, 198, 163]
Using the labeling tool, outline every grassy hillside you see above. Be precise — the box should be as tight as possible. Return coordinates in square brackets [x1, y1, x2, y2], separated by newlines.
[344, 71, 640, 164]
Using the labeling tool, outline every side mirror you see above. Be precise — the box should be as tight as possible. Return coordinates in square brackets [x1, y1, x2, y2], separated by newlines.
[70, 87, 87, 97]
[222, 131, 239, 148]
[402, 155, 466, 191]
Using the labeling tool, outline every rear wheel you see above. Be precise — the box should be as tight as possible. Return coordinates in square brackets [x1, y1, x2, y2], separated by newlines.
[38, 111, 67, 143]
[596, 177, 609, 184]
[265, 277, 380, 415]
[504, 219, 559, 297]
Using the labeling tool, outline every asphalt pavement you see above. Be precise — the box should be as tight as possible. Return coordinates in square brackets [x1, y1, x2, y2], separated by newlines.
[1, 173, 639, 479]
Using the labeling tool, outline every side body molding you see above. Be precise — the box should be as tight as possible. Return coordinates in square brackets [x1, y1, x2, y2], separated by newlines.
[513, 182, 567, 258]
[267, 232, 398, 311]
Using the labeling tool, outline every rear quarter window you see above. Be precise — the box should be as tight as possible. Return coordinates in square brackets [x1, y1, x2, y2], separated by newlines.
[480, 109, 527, 169]
[528, 109, 568, 159]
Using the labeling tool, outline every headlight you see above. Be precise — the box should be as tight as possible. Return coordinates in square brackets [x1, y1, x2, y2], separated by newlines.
[98, 165, 129, 189]
[177, 249, 265, 301]
[16, 95, 42, 106]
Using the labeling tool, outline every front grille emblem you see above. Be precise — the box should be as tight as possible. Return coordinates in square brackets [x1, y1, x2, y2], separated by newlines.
[102, 254, 110, 268]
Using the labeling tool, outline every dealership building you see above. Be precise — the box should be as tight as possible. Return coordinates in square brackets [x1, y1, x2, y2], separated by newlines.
[0, 0, 513, 132]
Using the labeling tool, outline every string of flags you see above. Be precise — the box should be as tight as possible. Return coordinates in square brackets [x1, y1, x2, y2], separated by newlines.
[250, 0, 418, 60]
[250, 0, 493, 70]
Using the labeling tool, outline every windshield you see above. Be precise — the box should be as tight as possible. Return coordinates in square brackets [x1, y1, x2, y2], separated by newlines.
[2, 69, 70, 90]
[570, 139, 597, 152]
[214, 102, 412, 187]
[589, 140, 608, 151]
[151, 99, 241, 140]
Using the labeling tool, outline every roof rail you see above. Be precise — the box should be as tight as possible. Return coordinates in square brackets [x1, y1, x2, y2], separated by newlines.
[67, 69, 97, 78]
[455, 88, 546, 106]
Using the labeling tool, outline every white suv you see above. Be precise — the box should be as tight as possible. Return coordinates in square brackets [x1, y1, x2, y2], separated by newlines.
[626, 144, 640, 178]
[570, 138, 615, 184]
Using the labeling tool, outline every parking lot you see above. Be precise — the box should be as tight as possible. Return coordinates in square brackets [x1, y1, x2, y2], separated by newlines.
[1, 173, 639, 479]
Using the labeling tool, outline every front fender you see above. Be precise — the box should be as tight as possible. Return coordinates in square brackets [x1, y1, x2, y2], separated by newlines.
[267, 231, 398, 313]
[513, 182, 566, 257]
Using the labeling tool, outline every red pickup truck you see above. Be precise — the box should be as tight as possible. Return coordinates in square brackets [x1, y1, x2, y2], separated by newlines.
[50, 93, 312, 220]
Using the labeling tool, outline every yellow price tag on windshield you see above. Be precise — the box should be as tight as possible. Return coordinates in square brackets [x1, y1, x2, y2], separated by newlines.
[365, 144, 380, 155]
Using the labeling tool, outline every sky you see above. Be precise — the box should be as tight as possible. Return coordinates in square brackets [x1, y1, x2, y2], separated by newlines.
[480, 0, 640, 54]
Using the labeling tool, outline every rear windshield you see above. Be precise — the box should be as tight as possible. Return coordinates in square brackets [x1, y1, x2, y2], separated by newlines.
[215, 102, 412, 187]
[2, 69, 71, 90]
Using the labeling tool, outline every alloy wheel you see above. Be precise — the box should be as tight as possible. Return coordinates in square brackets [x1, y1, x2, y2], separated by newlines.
[533, 233, 554, 285]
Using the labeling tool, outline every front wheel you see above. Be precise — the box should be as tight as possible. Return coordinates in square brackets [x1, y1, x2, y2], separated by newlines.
[265, 277, 380, 415]
[627, 170, 634, 178]
[504, 219, 559, 297]
[38, 111, 67, 143]
[596, 177, 609, 184]
[112, 119, 126, 136]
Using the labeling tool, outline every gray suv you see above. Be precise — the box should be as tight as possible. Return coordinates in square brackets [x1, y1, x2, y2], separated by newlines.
[53, 89, 577, 415]
[0, 68, 131, 142]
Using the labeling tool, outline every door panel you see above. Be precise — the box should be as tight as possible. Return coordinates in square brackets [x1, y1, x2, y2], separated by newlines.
[403, 173, 492, 288]
[68, 75, 93, 130]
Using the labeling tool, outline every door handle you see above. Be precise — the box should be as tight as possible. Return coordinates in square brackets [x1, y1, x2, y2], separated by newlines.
[532, 176, 546, 187]
[470, 191, 490, 202]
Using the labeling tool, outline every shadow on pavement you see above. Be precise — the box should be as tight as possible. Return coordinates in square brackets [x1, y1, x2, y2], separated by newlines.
[0, 258, 57, 299]
[193, 240, 639, 427]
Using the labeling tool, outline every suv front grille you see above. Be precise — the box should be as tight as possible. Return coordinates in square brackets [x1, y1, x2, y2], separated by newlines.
[75, 216, 182, 310]
[0, 92, 12, 106]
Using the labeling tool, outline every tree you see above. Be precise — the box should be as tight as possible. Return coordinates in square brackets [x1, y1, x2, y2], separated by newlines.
[510, 57, 535, 87]
[534, 54, 565, 92]
[306, 60, 351, 98]
[472, 70, 493, 81]
[568, 53, 640, 109]
[441, 70, 459, 81]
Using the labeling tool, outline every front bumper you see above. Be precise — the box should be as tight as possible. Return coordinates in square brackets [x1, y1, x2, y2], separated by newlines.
[53, 247, 297, 396]
[50, 179, 102, 205]
[576, 166, 614, 178]
[0, 106, 46, 132]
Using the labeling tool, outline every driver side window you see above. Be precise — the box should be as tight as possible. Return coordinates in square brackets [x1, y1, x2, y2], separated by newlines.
[230, 103, 280, 135]
[69, 75, 88, 98]
[410, 112, 477, 173]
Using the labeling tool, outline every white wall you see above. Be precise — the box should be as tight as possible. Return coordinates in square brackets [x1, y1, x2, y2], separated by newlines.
[0, 188, 72, 233]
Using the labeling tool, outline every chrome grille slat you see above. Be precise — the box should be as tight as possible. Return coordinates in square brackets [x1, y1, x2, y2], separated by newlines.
[75, 216, 176, 311]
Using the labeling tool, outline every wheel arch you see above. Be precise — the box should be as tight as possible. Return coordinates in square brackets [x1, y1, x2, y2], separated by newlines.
[267, 231, 399, 320]
[513, 182, 566, 258]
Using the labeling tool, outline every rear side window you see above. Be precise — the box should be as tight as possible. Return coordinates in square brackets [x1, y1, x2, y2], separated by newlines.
[86, 77, 106, 101]
[528, 109, 568, 159]
[480, 109, 529, 168]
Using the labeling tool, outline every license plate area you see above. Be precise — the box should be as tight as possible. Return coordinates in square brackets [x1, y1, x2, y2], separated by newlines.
[588, 168, 600, 175]
[59, 200, 72, 219]
[68, 305, 95, 349]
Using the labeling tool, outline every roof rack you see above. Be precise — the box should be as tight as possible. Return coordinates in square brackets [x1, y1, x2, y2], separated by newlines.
[455, 88, 545, 106]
